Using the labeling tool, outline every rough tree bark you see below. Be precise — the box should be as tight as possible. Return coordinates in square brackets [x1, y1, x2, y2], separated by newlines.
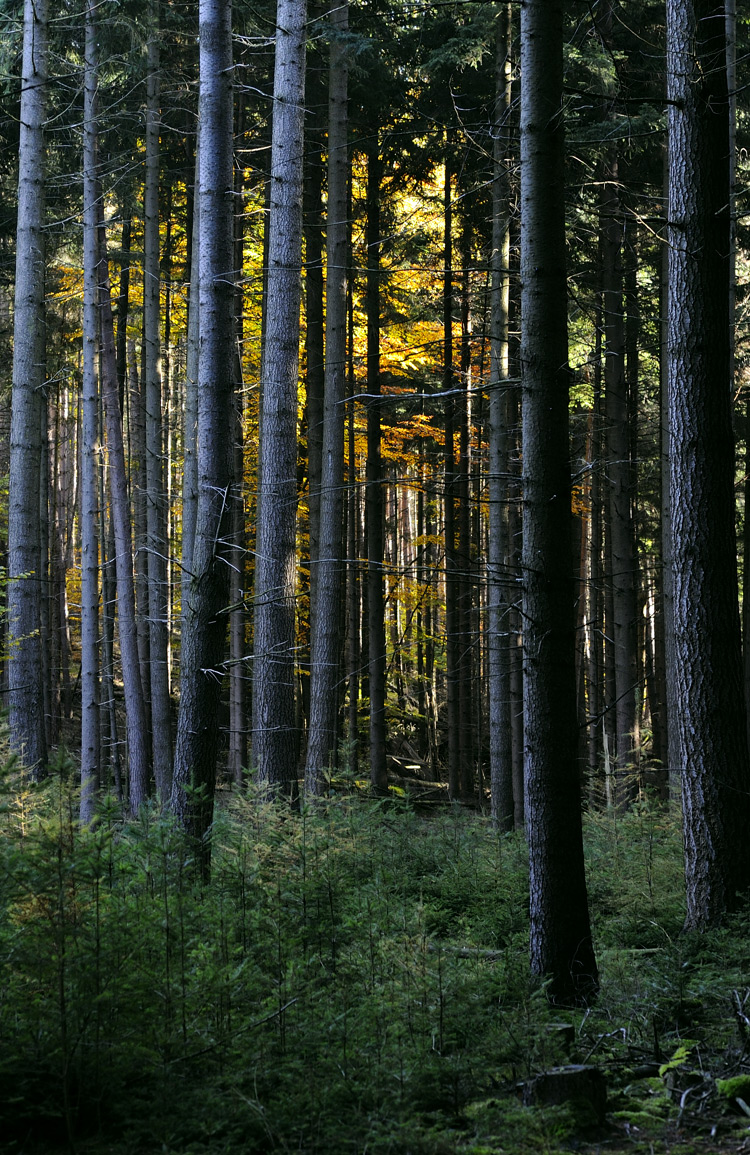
[365, 141, 388, 796]
[95, 204, 151, 808]
[143, 0, 172, 798]
[8, 0, 49, 776]
[305, 0, 349, 793]
[80, 0, 101, 823]
[252, 0, 307, 794]
[666, 0, 750, 927]
[488, 2, 513, 829]
[520, 0, 598, 1005]
[601, 156, 639, 800]
[170, 0, 235, 862]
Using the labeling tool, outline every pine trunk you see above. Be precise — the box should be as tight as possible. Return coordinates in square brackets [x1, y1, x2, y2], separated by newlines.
[305, 0, 349, 793]
[520, 0, 598, 1004]
[667, 0, 750, 927]
[488, 3, 513, 829]
[143, 0, 172, 798]
[8, 0, 49, 776]
[80, 0, 101, 822]
[170, 0, 235, 860]
[253, 0, 307, 793]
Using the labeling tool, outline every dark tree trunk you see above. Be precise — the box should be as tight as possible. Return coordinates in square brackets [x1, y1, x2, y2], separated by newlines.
[365, 142, 388, 796]
[143, 0, 172, 798]
[443, 156, 460, 800]
[520, 0, 598, 1005]
[666, 0, 750, 927]
[602, 159, 639, 801]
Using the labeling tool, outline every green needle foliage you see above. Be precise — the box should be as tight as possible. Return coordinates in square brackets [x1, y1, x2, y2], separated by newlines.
[1, 754, 750, 1154]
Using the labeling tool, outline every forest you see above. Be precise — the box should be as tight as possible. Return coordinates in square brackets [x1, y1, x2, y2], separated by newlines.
[2, 0, 750, 1150]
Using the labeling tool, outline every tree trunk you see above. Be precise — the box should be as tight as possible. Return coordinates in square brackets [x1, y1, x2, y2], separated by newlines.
[666, 0, 750, 927]
[305, 0, 349, 793]
[365, 142, 388, 796]
[601, 157, 639, 802]
[80, 0, 101, 823]
[170, 0, 236, 863]
[144, 0, 172, 798]
[252, 0, 307, 794]
[96, 199, 151, 809]
[520, 0, 598, 1005]
[8, 0, 49, 776]
[488, 3, 513, 829]
[443, 156, 460, 800]
[457, 219, 474, 799]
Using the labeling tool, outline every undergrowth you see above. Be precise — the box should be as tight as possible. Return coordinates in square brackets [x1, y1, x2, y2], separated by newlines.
[1, 759, 750, 1154]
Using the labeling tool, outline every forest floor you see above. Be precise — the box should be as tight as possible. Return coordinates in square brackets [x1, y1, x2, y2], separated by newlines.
[2, 764, 750, 1154]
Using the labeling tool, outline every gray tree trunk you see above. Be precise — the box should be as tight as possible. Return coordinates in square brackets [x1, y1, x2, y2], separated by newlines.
[8, 0, 49, 776]
[520, 0, 598, 1004]
[667, 0, 750, 927]
[143, 0, 172, 798]
[170, 0, 235, 862]
[305, 0, 349, 794]
[252, 0, 307, 794]
[80, 0, 101, 823]
[488, 3, 513, 829]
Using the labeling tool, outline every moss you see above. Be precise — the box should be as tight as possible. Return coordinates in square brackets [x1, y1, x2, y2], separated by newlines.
[716, 1075, 750, 1100]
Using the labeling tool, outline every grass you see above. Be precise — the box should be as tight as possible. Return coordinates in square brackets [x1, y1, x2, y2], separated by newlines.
[1, 761, 750, 1153]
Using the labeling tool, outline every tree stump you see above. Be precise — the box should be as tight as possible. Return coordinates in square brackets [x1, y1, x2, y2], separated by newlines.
[523, 1065, 606, 1124]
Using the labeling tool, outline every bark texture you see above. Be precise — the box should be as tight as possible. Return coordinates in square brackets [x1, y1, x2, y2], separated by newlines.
[96, 207, 150, 809]
[252, 0, 307, 793]
[667, 0, 750, 927]
[8, 0, 49, 775]
[305, 0, 349, 793]
[488, 3, 513, 829]
[80, 0, 101, 822]
[170, 0, 235, 859]
[520, 0, 598, 1005]
[143, 0, 172, 798]
[365, 143, 388, 796]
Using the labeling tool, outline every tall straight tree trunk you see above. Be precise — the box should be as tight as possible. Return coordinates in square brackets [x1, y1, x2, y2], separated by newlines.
[488, 2, 513, 829]
[365, 142, 388, 796]
[305, 0, 349, 793]
[520, 0, 598, 1005]
[143, 0, 172, 798]
[457, 219, 474, 799]
[346, 254, 360, 779]
[182, 140, 200, 597]
[95, 201, 151, 808]
[667, 0, 750, 926]
[170, 0, 235, 862]
[253, 0, 307, 794]
[601, 156, 639, 801]
[228, 96, 247, 785]
[303, 20, 325, 637]
[442, 156, 460, 799]
[80, 0, 101, 823]
[8, 0, 49, 775]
